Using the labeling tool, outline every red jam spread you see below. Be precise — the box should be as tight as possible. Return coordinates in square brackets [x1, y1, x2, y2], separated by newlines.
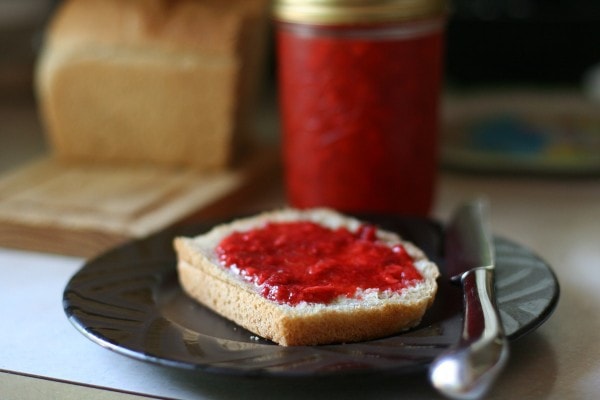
[216, 221, 423, 305]
[277, 22, 444, 216]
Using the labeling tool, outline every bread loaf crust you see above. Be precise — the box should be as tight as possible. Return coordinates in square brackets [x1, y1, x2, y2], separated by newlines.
[44, 0, 262, 57]
[36, 0, 268, 169]
[174, 208, 439, 346]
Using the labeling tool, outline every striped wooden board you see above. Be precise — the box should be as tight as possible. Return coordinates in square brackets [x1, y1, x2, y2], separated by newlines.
[0, 149, 277, 258]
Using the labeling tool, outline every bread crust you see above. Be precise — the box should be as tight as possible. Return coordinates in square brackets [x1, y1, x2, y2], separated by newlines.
[174, 208, 439, 346]
[45, 0, 262, 57]
[36, 0, 268, 169]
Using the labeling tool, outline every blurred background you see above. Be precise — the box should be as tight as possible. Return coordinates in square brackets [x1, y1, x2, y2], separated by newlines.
[0, 0, 54, 171]
[442, 0, 600, 175]
[4, 0, 600, 96]
[446, 0, 600, 87]
[0, 0, 54, 103]
[1, 0, 599, 174]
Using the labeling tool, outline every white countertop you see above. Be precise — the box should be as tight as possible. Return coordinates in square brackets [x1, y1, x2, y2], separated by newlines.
[2, 171, 600, 399]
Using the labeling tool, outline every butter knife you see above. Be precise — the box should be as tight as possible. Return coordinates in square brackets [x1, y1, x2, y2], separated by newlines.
[429, 200, 509, 399]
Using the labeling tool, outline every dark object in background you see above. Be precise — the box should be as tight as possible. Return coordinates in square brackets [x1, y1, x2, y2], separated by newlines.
[0, 0, 55, 101]
[446, 0, 600, 85]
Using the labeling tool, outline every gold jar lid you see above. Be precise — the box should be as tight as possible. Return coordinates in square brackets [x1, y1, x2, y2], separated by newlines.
[273, 0, 447, 25]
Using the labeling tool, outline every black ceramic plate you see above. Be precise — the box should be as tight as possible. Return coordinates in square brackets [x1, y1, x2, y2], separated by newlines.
[63, 215, 559, 377]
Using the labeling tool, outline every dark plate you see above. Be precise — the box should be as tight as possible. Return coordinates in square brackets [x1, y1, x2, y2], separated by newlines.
[63, 215, 559, 377]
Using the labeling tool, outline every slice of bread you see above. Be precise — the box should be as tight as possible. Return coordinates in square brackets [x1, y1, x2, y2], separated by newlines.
[173, 208, 439, 346]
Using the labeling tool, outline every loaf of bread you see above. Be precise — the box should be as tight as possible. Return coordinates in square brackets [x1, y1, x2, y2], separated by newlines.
[36, 0, 268, 169]
[174, 208, 439, 346]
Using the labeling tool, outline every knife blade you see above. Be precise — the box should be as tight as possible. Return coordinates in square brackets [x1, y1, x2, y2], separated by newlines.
[429, 199, 509, 400]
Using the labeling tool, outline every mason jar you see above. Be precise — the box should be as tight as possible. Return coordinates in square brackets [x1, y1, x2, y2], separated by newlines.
[274, 0, 446, 216]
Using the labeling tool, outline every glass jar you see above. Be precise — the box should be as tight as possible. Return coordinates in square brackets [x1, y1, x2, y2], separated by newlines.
[274, 0, 446, 216]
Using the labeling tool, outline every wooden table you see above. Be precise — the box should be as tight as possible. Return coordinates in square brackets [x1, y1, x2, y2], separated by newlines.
[2, 95, 600, 400]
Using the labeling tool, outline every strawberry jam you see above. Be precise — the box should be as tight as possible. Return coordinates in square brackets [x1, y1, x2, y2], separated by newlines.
[216, 221, 423, 305]
[277, 21, 444, 216]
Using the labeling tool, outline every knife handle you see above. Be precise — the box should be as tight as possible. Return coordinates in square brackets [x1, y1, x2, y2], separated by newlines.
[430, 267, 510, 399]
[460, 266, 505, 344]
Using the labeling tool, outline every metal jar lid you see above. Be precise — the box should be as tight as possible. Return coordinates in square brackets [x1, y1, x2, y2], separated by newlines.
[273, 0, 447, 25]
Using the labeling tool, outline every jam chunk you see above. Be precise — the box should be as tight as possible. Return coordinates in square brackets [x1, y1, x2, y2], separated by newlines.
[216, 221, 423, 305]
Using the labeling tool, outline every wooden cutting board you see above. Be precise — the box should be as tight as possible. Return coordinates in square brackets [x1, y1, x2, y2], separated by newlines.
[0, 149, 277, 258]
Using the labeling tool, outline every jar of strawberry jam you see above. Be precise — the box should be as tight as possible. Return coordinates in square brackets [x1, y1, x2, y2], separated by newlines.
[274, 0, 446, 216]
